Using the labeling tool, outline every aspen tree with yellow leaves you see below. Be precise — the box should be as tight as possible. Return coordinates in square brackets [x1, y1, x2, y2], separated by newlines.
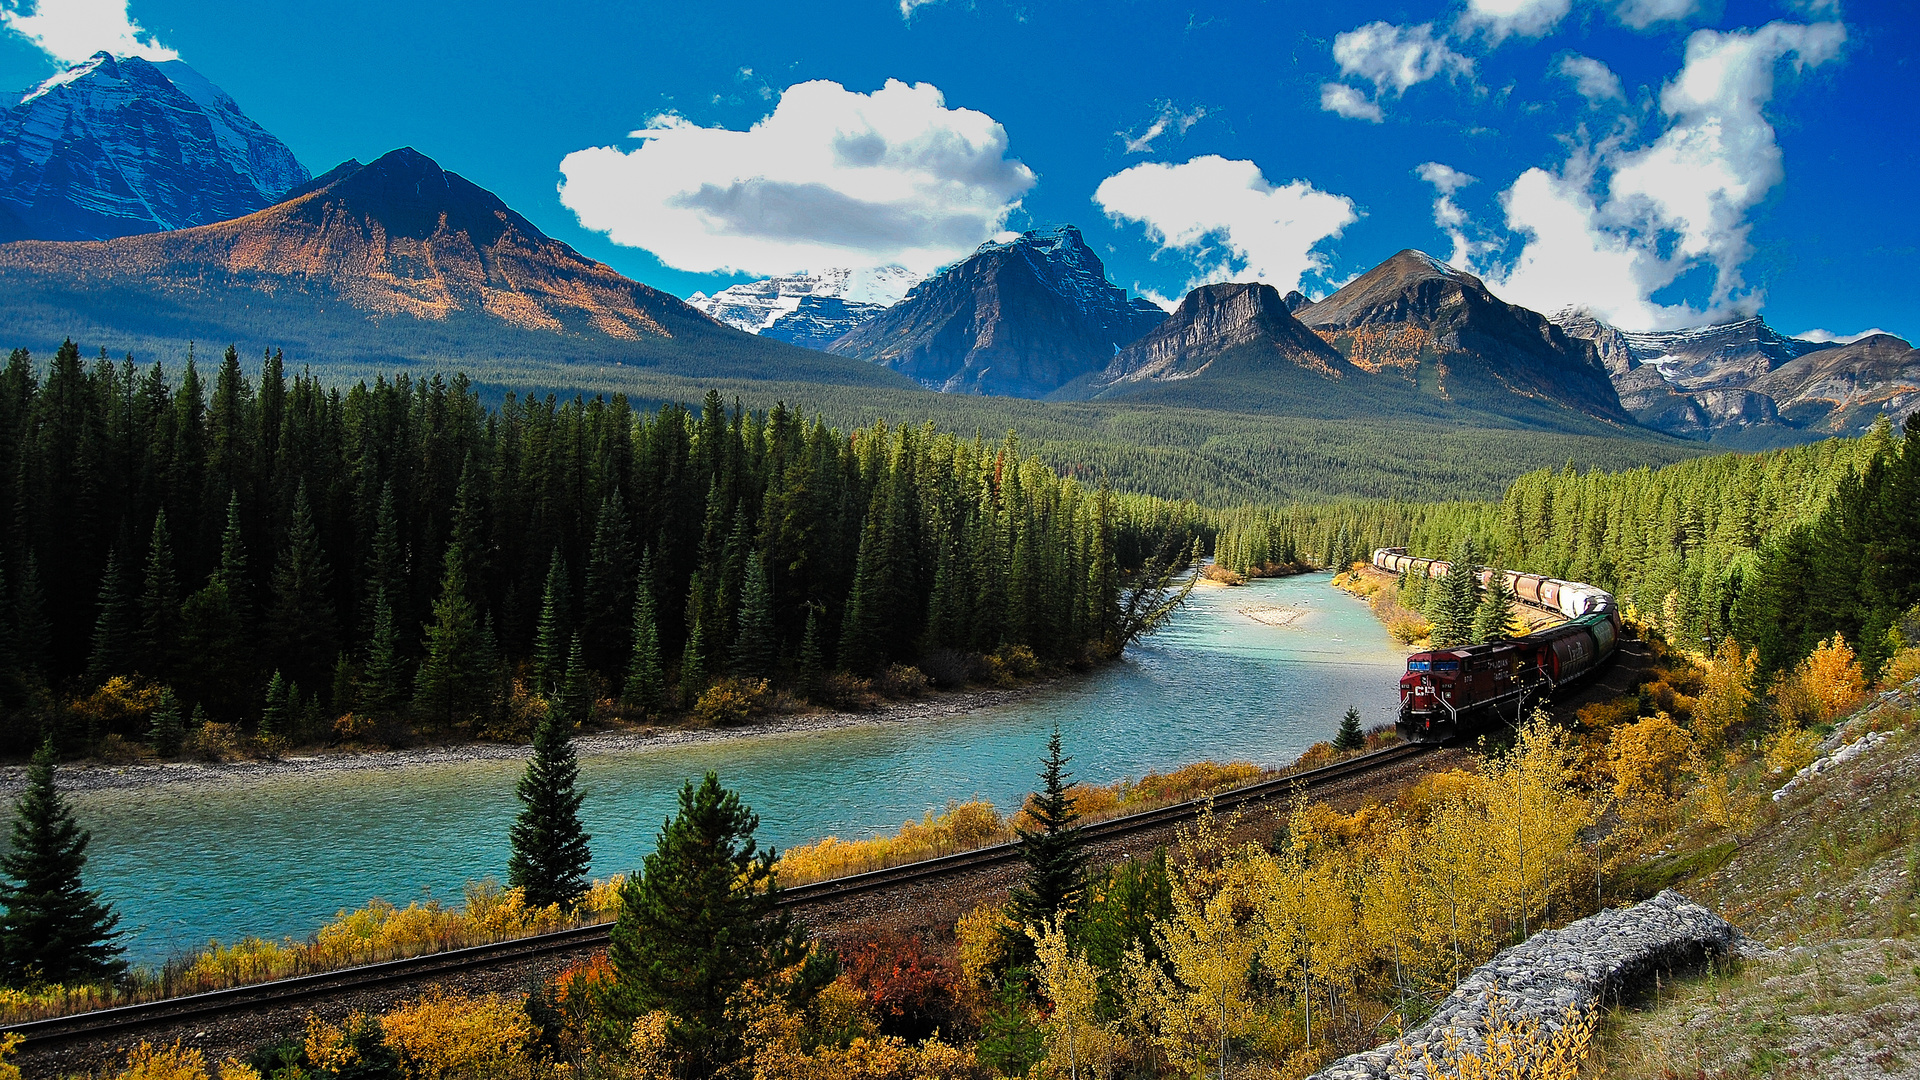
[1029, 913, 1124, 1080]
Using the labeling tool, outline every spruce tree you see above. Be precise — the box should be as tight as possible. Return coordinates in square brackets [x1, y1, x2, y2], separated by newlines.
[147, 689, 184, 758]
[1430, 541, 1482, 649]
[622, 552, 664, 715]
[413, 543, 485, 731]
[0, 739, 125, 986]
[533, 550, 569, 694]
[558, 633, 593, 729]
[136, 510, 180, 680]
[87, 546, 137, 684]
[601, 773, 825, 1076]
[507, 710, 592, 911]
[13, 554, 50, 679]
[796, 607, 824, 700]
[1473, 569, 1518, 645]
[1333, 706, 1364, 752]
[732, 552, 774, 680]
[266, 482, 336, 693]
[1006, 728, 1087, 938]
[583, 494, 636, 676]
[260, 671, 291, 743]
[360, 586, 408, 722]
[681, 573, 711, 704]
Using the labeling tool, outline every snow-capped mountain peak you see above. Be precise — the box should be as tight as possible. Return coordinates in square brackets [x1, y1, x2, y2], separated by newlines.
[0, 52, 309, 242]
[687, 265, 922, 335]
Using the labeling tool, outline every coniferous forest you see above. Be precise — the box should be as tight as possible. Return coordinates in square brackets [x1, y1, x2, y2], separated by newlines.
[0, 342, 1202, 755]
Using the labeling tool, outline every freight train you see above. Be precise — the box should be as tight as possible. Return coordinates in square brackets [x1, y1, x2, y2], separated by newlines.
[1370, 548, 1621, 743]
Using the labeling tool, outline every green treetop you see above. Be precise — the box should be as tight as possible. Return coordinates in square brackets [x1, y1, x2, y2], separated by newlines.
[0, 739, 124, 986]
[507, 710, 591, 911]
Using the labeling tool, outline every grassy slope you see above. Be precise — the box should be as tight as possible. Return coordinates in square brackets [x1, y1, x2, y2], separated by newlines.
[1592, 682, 1920, 1078]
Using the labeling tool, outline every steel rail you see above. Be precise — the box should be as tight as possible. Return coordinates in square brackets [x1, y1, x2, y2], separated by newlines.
[6, 741, 1436, 1049]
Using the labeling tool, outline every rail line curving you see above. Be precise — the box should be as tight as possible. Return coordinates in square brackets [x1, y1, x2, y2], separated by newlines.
[4, 742, 1436, 1050]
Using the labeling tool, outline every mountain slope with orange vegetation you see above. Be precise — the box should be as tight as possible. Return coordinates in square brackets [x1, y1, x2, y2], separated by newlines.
[0, 147, 914, 388]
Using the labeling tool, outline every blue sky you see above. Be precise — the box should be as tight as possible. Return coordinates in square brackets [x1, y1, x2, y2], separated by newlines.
[1, 0, 1913, 338]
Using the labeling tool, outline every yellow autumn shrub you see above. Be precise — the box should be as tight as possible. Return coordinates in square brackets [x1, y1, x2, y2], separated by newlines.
[105, 1041, 253, 1080]
[1607, 713, 1694, 803]
[953, 903, 1009, 995]
[778, 801, 1009, 885]
[1401, 1000, 1596, 1080]
[1781, 633, 1869, 722]
[1692, 637, 1758, 749]
[379, 989, 537, 1080]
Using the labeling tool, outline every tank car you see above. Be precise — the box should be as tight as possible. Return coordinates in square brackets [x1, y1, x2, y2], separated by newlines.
[1371, 548, 1621, 743]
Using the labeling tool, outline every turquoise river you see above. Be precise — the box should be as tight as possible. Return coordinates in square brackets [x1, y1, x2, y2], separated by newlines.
[72, 573, 1407, 967]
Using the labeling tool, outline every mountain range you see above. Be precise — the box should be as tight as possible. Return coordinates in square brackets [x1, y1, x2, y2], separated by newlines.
[0, 52, 308, 242]
[0, 53, 1911, 445]
[1554, 310, 1919, 446]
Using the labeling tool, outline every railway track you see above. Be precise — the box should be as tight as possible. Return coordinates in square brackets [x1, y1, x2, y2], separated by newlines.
[5, 741, 1436, 1051]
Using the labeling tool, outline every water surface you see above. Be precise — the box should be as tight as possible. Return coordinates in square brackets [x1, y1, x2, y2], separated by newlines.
[74, 574, 1406, 965]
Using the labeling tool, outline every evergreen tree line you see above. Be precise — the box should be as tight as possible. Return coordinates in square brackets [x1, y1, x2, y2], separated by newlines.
[0, 342, 1203, 753]
[1211, 417, 1917, 680]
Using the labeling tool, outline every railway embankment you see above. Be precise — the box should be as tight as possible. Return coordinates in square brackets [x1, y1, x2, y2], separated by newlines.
[1309, 890, 1742, 1080]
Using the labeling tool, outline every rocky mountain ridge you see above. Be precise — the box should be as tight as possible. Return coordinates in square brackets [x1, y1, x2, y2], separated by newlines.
[1553, 310, 1916, 443]
[825, 225, 1168, 397]
[0, 52, 308, 242]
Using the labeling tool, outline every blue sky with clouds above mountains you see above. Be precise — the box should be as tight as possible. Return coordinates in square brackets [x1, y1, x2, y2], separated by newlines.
[0, 0, 1912, 338]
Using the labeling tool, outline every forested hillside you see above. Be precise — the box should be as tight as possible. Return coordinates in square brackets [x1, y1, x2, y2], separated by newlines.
[0, 341, 1202, 754]
[1213, 417, 1920, 677]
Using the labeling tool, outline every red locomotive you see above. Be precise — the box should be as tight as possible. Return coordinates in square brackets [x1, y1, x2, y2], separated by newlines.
[1372, 548, 1622, 743]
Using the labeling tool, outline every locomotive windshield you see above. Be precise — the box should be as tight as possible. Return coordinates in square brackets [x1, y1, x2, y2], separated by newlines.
[1408, 660, 1430, 671]
[1434, 660, 1459, 671]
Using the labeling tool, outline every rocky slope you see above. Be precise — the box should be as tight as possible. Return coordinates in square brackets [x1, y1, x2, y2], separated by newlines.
[826, 225, 1167, 397]
[0, 52, 308, 242]
[1092, 281, 1349, 389]
[0, 147, 910, 386]
[1294, 250, 1630, 424]
[1553, 311, 1914, 443]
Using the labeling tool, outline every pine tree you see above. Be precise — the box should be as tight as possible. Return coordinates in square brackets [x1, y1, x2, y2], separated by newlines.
[533, 550, 569, 694]
[179, 493, 254, 720]
[147, 689, 185, 758]
[360, 586, 408, 721]
[1473, 569, 1518, 645]
[136, 510, 180, 680]
[601, 773, 825, 1076]
[558, 633, 593, 729]
[797, 606, 824, 700]
[266, 482, 336, 693]
[86, 546, 136, 684]
[1006, 728, 1088, 941]
[507, 710, 592, 911]
[260, 670, 291, 742]
[363, 482, 405, 637]
[681, 573, 711, 704]
[1333, 706, 1364, 752]
[1430, 541, 1482, 650]
[732, 552, 774, 680]
[0, 739, 125, 986]
[413, 543, 485, 731]
[622, 552, 664, 716]
[583, 494, 636, 676]
[13, 554, 50, 679]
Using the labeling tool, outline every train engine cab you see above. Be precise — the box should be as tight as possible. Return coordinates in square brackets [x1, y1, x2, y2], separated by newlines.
[1399, 642, 1531, 742]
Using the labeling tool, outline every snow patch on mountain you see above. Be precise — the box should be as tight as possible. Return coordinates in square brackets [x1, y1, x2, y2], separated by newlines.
[0, 51, 309, 241]
[687, 265, 920, 334]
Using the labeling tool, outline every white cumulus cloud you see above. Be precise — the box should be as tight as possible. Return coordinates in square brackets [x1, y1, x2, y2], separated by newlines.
[1093, 155, 1358, 295]
[1558, 54, 1625, 103]
[1417, 162, 1491, 269]
[0, 0, 175, 65]
[1333, 22, 1473, 95]
[1319, 83, 1384, 122]
[1462, 0, 1573, 41]
[1482, 21, 1846, 331]
[1614, 0, 1702, 29]
[558, 79, 1036, 277]
[1321, 21, 1472, 122]
[1798, 327, 1894, 344]
[1121, 101, 1207, 153]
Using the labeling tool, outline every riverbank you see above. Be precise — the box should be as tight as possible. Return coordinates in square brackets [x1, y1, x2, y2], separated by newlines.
[1, 679, 1067, 796]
